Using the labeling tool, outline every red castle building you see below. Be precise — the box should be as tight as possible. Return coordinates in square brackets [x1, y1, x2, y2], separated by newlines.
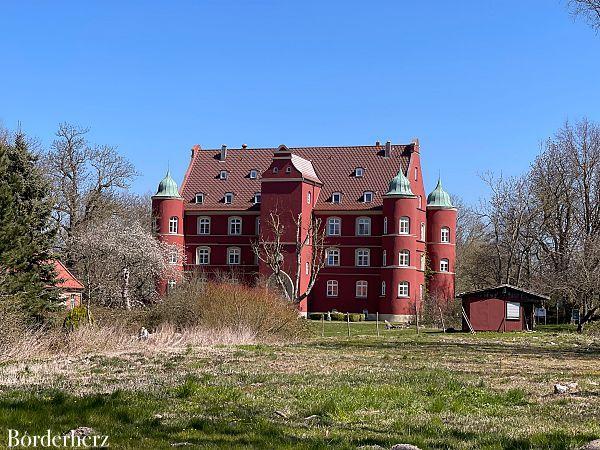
[151, 140, 456, 322]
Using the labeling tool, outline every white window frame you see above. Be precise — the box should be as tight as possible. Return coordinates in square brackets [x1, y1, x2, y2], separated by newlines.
[440, 258, 449, 272]
[307, 191, 311, 204]
[194, 193, 204, 204]
[326, 247, 340, 266]
[254, 193, 261, 204]
[420, 222, 426, 241]
[399, 250, 410, 267]
[380, 281, 386, 296]
[196, 246, 210, 265]
[399, 216, 410, 235]
[420, 253, 426, 271]
[382, 250, 387, 266]
[355, 248, 370, 267]
[219, 170, 228, 180]
[169, 249, 178, 265]
[197, 216, 210, 235]
[249, 169, 258, 179]
[327, 217, 341, 236]
[228, 216, 242, 235]
[227, 247, 241, 265]
[168, 216, 178, 234]
[355, 167, 364, 177]
[383, 217, 388, 234]
[363, 191, 373, 203]
[326, 280, 338, 297]
[441, 227, 450, 243]
[285, 166, 292, 174]
[224, 192, 233, 204]
[356, 217, 371, 236]
[398, 281, 409, 298]
[356, 280, 368, 298]
[331, 192, 342, 204]
[273, 167, 279, 174]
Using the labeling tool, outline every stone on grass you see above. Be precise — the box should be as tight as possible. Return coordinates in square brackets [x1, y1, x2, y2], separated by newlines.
[65, 427, 96, 437]
[580, 439, 600, 450]
[391, 445, 422, 450]
[554, 383, 568, 394]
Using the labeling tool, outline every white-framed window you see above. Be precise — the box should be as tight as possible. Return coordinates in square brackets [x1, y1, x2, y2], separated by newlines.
[420, 222, 426, 241]
[285, 166, 292, 174]
[224, 192, 233, 204]
[356, 280, 368, 298]
[506, 302, 520, 320]
[228, 217, 242, 235]
[399, 216, 410, 235]
[194, 193, 204, 204]
[363, 191, 373, 203]
[398, 281, 409, 298]
[256, 217, 260, 235]
[399, 249, 410, 267]
[305, 262, 309, 275]
[383, 217, 388, 234]
[168, 216, 178, 234]
[356, 248, 370, 267]
[381, 281, 386, 296]
[197, 216, 210, 235]
[382, 250, 387, 266]
[273, 167, 279, 174]
[254, 193, 261, 204]
[196, 246, 210, 265]
[332, 192, 342, 204]
[169, 249, 178, 264]
[327, 280, 338, 297]
[421, 253, 426, 271]
[441, 227, 450, 243]
[249, 169, 258, 179]
[326, 248, 340, 266]
[327, 217, 341, 236]
[307, 191, 311, 204]
[356, 217, 371, 236]
[440, 258, 449, 272]
[418, 195, 422, 209]
[414, 167, 418, 181]
[355, 167, 364, 177]
[227, 247, 241, 265]
[167, 279, 176, 291]
[219, 170, 228, 180]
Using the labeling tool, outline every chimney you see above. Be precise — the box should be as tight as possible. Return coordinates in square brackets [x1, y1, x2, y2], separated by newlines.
[384, 140, 391, 157]
[375, 140, 380, 147]
[242, 144, 248, 149]
[220, 144, 227, 161]
[191, 144, 200, 158]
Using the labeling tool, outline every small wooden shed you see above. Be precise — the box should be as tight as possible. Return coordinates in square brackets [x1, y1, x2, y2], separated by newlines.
[458, 285, 549, 332]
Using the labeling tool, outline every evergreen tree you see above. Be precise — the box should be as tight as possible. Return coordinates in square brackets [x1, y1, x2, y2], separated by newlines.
[0, 132, 58, 321]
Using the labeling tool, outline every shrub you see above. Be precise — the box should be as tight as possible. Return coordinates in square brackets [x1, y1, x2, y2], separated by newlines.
[348, 313, 365, 322]
[63, 306, 90, 331]
[330, 312, 345, 321]
[308, 313, 323, 320]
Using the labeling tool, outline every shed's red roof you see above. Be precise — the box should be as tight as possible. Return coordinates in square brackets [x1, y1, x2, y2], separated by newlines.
[54, 260, 84, 291]
[180, 144, 414, 211]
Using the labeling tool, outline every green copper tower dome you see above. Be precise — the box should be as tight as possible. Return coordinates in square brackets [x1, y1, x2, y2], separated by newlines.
[427, 177, 453, 208]
[385, 167, 415, 197]
[153, 170, 181, 198]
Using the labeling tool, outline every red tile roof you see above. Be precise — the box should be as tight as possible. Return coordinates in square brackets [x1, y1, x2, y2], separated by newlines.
[180, 144, 413, 211]
[54, 260, 84, 291]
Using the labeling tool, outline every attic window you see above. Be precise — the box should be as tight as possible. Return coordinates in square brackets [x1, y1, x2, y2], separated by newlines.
[363, 191, 373, 203]
[285, 166, 292, 174]
[224, 192, 233, 204]
[332, 192, 342, 204]
[249, 169, 258, 179]
[273, 167, 279, 174]
[194, 193, 204, 204]
[355, 167, 364, 177]
[253, 193, 261, 204]
[219, 170, 228, 180]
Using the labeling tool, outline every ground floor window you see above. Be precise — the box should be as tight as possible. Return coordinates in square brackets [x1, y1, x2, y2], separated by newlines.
[398, 281, 409, 298]
[356, 280, 368, 298]
[326, 280, 338, 297]
[227, 247, 241, 265]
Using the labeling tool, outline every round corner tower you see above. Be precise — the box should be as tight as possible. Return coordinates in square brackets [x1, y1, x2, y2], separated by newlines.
[426, 178, 456, 303]
[380, 168, 423, 322]
[151, 170, 185, 296]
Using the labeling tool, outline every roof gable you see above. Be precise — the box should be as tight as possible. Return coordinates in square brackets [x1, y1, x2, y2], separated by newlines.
[54, 260, 84, 291]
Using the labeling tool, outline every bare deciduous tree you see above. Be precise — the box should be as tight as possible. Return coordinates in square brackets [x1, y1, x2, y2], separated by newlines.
[568, 0, 600, 30]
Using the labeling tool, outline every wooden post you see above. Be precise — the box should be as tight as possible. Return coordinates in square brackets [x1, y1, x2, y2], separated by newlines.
[347, 313, 351, 337]
[321, 313, 324, 337]
[415, 304, 420, 334]
[376, 312, 380, 337]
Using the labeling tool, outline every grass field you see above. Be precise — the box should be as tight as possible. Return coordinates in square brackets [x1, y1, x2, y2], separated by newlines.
[0, 322, 599, 449]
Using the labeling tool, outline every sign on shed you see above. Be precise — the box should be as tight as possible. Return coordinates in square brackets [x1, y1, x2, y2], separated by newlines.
[506, 302, 520, 320]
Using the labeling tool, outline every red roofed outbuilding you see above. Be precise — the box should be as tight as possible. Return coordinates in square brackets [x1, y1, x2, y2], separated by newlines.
[53, 260, 84, 309]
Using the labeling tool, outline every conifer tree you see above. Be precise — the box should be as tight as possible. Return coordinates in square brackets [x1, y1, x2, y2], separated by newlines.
[0, 132, 58, 321]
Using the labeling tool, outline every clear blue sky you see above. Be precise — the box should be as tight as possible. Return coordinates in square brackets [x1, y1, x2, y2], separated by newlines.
[1, 1, 599, 204]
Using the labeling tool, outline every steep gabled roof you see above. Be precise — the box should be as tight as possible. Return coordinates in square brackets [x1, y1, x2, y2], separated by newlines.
[457, 284, 549, 302]
[180, 144, 413, 211]
[54, 260, 84, 291]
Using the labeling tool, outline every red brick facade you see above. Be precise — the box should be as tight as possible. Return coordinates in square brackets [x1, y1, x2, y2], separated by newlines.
[152, 141, 456, 321]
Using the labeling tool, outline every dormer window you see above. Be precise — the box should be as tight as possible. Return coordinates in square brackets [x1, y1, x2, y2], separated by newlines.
[332, 192, 342, 204]
[253, 193, 261, 204]
[273, 167, 279, 174]
[194, 193, 204, 204]
[224, 192, 233, 204]
[249, 169, 258, 179]
[219, 170, 228, 180]
[355, 167, 364, 177]
[285, 166, 292, 174]
[363, 191, 373, 203]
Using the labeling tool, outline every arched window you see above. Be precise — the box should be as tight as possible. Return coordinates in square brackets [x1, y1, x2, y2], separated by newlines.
[355, 248, 370, 267]
[399, 216, 410, 235]
[228, 217, 242, 235]
[327, 217, 341, 236]
[420, 222, 426, 241]
[326, 248, 340, 266]
[196, 246, 210, 265]
[383, 217, 388, 234]
[381, 281, 386, 296]
[382, 250, 387, 266]
[305, 262, 310, 275]
[197, 217, 210, 235]
[441, 227, 450, 243]
[224, 192, 234, 204]
[168, 216, 178, 234]
[307, 191, 311, 204]
[227, 247, 241, 265]
[418, 195, 422, 209]
[356, 280, 368, 298]
[285, 166, 292, 174]
[440, 258, 450, 272]
[399, 250, 410, 267]
[356, 217, 371, 236]
[327, 280, 338, 297]
[398, 281, 409, 298]
[420, 253, 426, 271]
